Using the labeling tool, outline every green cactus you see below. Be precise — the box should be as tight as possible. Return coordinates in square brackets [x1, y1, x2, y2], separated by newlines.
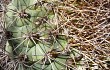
[5, 0, 82, 70]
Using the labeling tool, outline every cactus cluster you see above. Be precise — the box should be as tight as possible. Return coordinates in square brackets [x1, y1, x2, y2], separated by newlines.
[5, 0, 82, 70]
[3, 0, 110, 70]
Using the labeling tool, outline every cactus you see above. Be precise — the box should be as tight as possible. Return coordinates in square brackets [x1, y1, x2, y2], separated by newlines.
[5, 0, 82, 70]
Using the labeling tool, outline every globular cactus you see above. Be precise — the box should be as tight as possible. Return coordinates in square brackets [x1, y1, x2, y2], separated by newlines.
[5, 0, 82, 70]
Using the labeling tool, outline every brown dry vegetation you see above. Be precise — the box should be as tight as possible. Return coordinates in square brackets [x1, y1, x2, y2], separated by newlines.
[54, 0, 110, 69]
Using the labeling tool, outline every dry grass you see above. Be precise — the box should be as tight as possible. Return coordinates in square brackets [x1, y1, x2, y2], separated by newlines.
[53, 0, 110, 69]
